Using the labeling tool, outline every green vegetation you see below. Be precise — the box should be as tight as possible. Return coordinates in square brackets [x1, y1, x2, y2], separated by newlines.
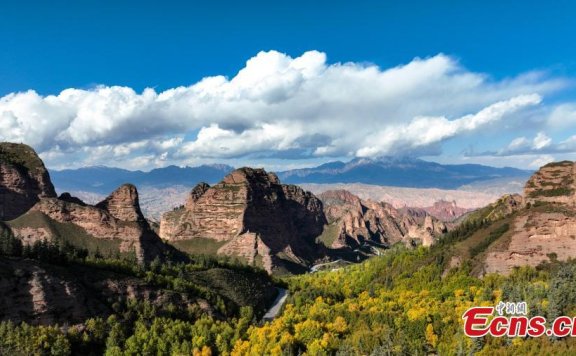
[0, 142, 44, 173]
[7, 211, 123, 258]
[2, 244, 576, 355]
[4, 194, 576, 355]
[315, 223, 340, 247]
[171, 237, 228, 255]
[0, 222, 22, 256]
[0, 227, 275, 356]
[468, 223, 509, 258]
[529, 187, 574, 198]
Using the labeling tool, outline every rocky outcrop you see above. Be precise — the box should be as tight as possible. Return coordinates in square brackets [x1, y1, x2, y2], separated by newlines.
[0, 143, 173, 264]
[0, 257, 275, 326]
[524, 161, 576, 205]
[479, 161, 576, 275]
[185, 182, 210, 210]
[318, 190, 447, 249]
[96, 184, 146, 223]
[421, 200, 471, 222]
[23, 186, 170, 263]
[0, 143, 57, 220]
[160, 168, 326, 273]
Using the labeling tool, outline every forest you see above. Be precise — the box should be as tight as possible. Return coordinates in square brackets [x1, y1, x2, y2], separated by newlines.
[3, 219, 576, 355]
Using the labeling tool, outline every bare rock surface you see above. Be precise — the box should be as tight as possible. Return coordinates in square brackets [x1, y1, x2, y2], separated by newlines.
[318, 190, 447, 249]
[0, 143, 171, 264]
[480, 161, 576, 275]
[0, 143, 57, 220]
[160, 168, 326, 272]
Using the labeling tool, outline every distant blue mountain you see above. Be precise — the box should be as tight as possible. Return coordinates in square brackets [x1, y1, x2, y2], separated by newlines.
[50, 157, 532, 194]
[50, 164, 235, 194]
[277, 157, 532, 189]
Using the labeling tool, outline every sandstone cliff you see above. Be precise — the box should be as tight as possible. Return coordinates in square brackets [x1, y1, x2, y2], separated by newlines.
[420, 200, 471, 222]
[458, 161, 576, 275]
[160, 168, 326, 273]
[524, 161, 576, 205]
[318, 190, 447, 249]
[0, 142, 56, 220]
[9, 186, 171, 264]
[0, 143, 173, 264]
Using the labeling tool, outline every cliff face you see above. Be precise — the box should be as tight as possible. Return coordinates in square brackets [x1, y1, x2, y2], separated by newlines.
[96, 184, 147, 223]
[421, 200, 471, 222]
[478, 161, 576, 275]
[11, 185, 169, 264]
[0, 143, 171, 264]
[318, 190, 447, 249]
[0, 143, 57, 220]
[524, 161, 576, 205]
[160, 168, 326, 273]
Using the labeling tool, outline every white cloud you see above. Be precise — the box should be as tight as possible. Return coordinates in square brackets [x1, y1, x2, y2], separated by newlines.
[532, 132, 552, 149]
[548, 104, 576, 129]
[529, 155, 556, 168]
[472, 131, 576, 158]
[0, 50, 571, 169]
[355, 94, 541, 157]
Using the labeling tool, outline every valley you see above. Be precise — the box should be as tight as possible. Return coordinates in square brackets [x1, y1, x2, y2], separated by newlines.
[2, 142, 576, 355]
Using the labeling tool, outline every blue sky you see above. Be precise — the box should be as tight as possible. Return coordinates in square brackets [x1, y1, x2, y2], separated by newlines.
[1, 0, 575, 170]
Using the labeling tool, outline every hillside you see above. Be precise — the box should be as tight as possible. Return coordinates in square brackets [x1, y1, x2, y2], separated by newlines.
[0, 143, 178, 264]
[422, 160, 576, 276]
[0, 256, 275, 327]
[3, 154, 576, 355]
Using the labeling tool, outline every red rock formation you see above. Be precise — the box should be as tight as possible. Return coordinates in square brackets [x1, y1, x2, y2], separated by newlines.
[480, 161, 576, 275]
[185, 182, 210, 210]
[19, 186, 170, 263]
[422, 200, 471, 222]
[0, 143, 172, 264]
[160, 168, 326, 272]
[0, 143, 56, 220]
[524, 161, 576, 205]
[96, 184, 146, 223]
[318, 190, 447, 249]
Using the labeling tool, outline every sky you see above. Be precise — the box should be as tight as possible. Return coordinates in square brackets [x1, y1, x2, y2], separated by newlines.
[1, 0, 576, 171]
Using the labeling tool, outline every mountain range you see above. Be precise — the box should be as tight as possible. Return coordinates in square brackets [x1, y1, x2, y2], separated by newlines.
[4, 142, 576, 355]
[50, 164, 235, 194]
[51, 157, 531, 195]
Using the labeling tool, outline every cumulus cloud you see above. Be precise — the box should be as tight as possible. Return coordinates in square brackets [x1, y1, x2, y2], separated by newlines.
[470, 132, 576, 158]
[0, 50, 571, 169]
[355, 94, 542, 157]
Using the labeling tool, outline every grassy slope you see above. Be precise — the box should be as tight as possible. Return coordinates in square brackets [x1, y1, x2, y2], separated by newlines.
[7, 210, 122, 257]
[171, 238, 227, 255]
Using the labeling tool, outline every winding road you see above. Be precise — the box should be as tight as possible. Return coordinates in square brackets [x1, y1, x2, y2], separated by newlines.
[261, 288, 289, 322]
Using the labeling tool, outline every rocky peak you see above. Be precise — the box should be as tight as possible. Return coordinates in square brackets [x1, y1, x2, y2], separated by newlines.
[185, 182, 210, 209]
[317, 189, 447, 249]
[318, 190, 363, 210]
[96, 184, 145, 223]
[0, 142, 56, 220]
[524, 161, 575, 205]
[160, 167, 325, 273]
[222, 167, 280, 185]
[58, 192, 87, 206]
[475, 162, 576, 275]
